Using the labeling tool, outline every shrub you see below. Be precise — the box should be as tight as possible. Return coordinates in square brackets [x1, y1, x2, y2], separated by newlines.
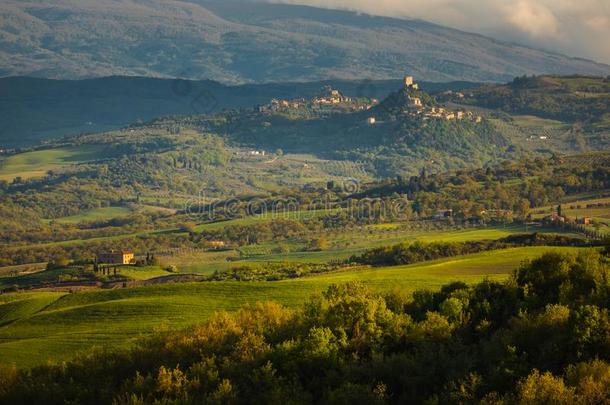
[165, 265, 179, 273]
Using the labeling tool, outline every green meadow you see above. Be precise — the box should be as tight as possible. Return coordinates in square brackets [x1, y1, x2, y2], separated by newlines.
[193, 208, 344, 232]
[236, 225, 584, 264]
[0, 145, 111, 182]
[11, 220, 569, 253]
[0, 246, 586, 368]
[53, 206, 134, 224]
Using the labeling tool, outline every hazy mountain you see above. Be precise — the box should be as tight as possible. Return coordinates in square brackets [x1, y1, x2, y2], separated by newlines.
[1, 0, 609, 83]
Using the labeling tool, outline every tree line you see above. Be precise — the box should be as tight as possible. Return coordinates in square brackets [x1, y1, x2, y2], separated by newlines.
[350, 234, 592, 267]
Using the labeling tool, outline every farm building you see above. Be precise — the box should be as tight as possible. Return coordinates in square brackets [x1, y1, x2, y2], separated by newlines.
[542, 214, 566, 224]
[207, 240, 227, 249]
[434, 209, 454, 220]
[98, 250, 135, 265]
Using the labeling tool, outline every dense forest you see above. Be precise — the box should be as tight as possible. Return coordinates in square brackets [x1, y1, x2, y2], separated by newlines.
[1, 249, 608, 404]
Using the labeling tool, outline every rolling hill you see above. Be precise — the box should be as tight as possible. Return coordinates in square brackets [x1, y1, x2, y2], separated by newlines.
[1, 0, 609, 83]
[0, 246, 583, 367]
[134, 82, 517, 175]
[465, 75, 610, 127]
[0, 76, 478, 147]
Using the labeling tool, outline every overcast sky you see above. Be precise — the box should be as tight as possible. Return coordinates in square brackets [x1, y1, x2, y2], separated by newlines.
[270, 0, 610, 65]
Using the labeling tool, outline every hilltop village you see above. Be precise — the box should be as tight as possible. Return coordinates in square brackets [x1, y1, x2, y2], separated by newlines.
[258, 76, 483, 124]
[385, 76, 483, 123]
[259, 85, 378, 114]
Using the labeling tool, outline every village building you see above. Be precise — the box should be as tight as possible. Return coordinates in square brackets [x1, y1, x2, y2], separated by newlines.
[480, 209, 514, 218]
[98, 250, 135, 265]
[403, 75, 420, 90]
[313, 86, 351, 105]
[408, 96, 423, 108]
[441, 90, 465, 99]
[207, 240, 227, 249]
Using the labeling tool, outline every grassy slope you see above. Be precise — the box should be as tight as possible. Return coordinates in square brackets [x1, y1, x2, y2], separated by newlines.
[53, 206, 134, 224]
[0, 246, 585, 368]
[0, 224, 583, 283]
[236, 225, 584, 265]
[0, 266, 171, 290]
[0, 145, 109, 182]
[11, 220, 580, 254]
[0, 293, 64, 326]
[193, 208, 344, 232]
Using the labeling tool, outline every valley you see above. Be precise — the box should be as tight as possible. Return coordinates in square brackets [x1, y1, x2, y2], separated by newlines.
[2, 0, 610, 401]
[0, 74, 608, 403]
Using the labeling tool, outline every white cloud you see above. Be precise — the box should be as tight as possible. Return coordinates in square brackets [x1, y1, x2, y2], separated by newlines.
[503, 0, 559, 38]
[269, 0, 610, 64]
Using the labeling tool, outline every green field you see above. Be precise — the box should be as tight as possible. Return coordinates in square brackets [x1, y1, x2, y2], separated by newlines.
[193, 208, 344, 232]
[124, 224, 586, 276]
[232, 225, 584, 264]
[53, 206, 134, 224]
[0, 263, 46, 277]
[0, 145, 111, 182]
[0, 265, 173, 290]
[159, 250, 239, 275]
[0, 246, 585, 368]
[510, 114, 565, 127]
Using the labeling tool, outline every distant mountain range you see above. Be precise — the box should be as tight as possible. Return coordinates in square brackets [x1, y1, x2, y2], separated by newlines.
[1, 0, 609, 83]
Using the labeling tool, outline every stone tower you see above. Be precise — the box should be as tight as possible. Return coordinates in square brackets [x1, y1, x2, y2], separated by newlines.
[404, 76, 414, 88]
